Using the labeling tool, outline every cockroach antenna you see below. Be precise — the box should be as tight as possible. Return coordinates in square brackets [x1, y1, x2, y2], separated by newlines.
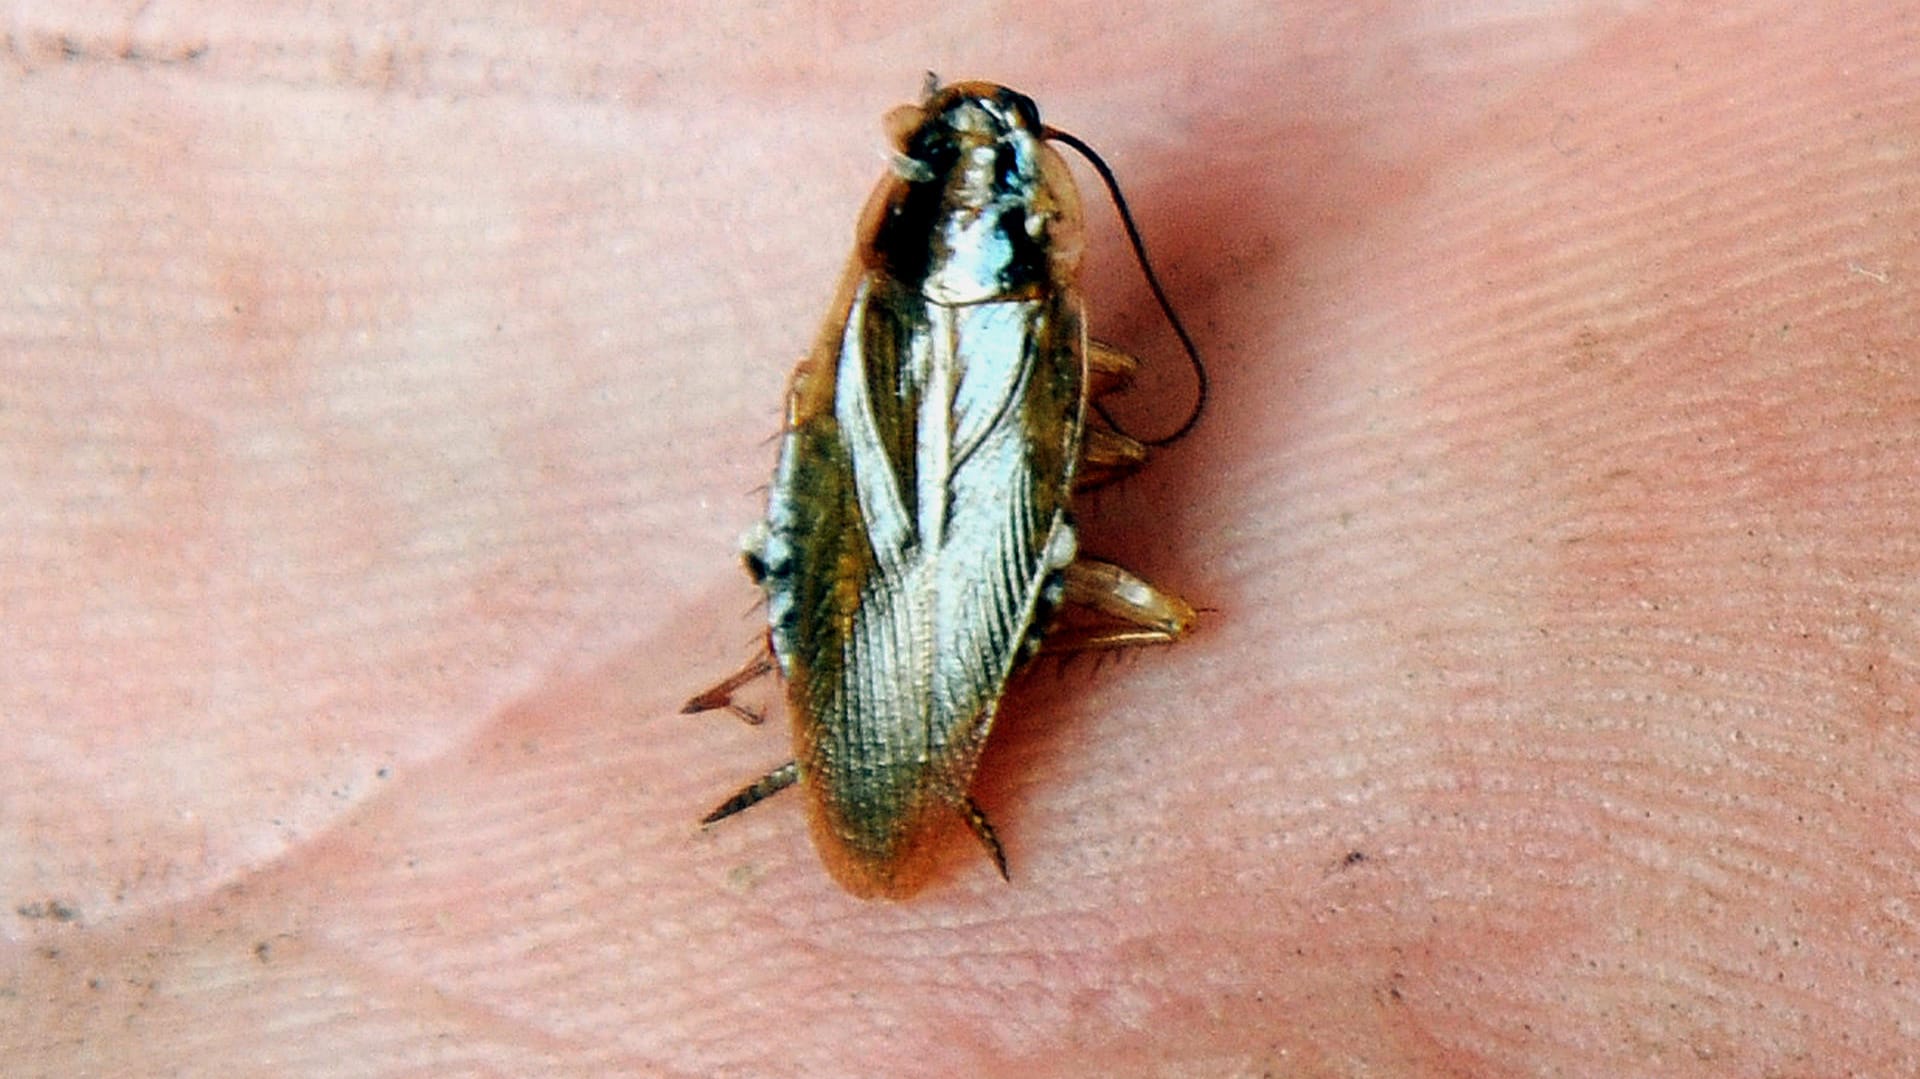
[1044, 125, 1210, 448]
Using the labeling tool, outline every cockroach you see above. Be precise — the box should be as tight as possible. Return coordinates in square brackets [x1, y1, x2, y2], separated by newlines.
[684, 79, 1207, 899]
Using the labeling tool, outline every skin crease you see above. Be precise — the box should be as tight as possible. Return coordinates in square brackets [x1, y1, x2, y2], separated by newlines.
[3, 2, 1918, 1075]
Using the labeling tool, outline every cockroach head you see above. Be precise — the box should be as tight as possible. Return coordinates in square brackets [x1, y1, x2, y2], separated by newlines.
[882, 82, 1046, 197]
[864, 80, 1084, 302]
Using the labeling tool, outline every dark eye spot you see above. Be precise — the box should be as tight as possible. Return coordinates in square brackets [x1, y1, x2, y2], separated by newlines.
[998, 88, 1041, 132]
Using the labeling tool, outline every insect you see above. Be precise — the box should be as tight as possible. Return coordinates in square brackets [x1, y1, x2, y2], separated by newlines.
[684, 79, 1207, 899]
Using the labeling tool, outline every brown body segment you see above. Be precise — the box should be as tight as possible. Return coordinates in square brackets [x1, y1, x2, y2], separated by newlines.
[685, 81, 1197, 899]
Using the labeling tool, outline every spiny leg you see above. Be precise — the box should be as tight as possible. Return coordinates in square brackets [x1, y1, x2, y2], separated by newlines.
[1087, 340, 1139, 399]
[702, 761, 799, 825]
[1043, 558, 1196, 654]
[682, 645, 774, 725]
[1075, 425, 1149, 491]
[963, 797, 1011, 882]
[687, 643, 790, 826]
[1078, 341, 1150, 489]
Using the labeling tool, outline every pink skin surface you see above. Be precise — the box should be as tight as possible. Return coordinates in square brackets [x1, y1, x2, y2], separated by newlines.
[5, 4, 1918, 1075]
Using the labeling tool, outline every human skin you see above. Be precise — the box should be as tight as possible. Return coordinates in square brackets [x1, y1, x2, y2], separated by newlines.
[4, 3, 1918, 1076]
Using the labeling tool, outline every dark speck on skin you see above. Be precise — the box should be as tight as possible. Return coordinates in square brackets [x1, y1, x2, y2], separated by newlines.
[16, 899, 78, 922]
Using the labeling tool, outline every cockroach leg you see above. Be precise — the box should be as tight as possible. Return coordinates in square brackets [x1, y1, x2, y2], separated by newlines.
[1042, 558, 1195, 653]
[963, 797, 1011, 881]
[681, 646, 775, 725]
[1086, 340, 1139, 400]
[1074, 425, 1149, 491]
[702, 760, 799, 824]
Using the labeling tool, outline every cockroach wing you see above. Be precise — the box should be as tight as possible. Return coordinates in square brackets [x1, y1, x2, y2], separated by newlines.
[761, 266, 1086, 894]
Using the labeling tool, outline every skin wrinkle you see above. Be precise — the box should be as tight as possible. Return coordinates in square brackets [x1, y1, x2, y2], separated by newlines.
[3, 3, 1919, 1076]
